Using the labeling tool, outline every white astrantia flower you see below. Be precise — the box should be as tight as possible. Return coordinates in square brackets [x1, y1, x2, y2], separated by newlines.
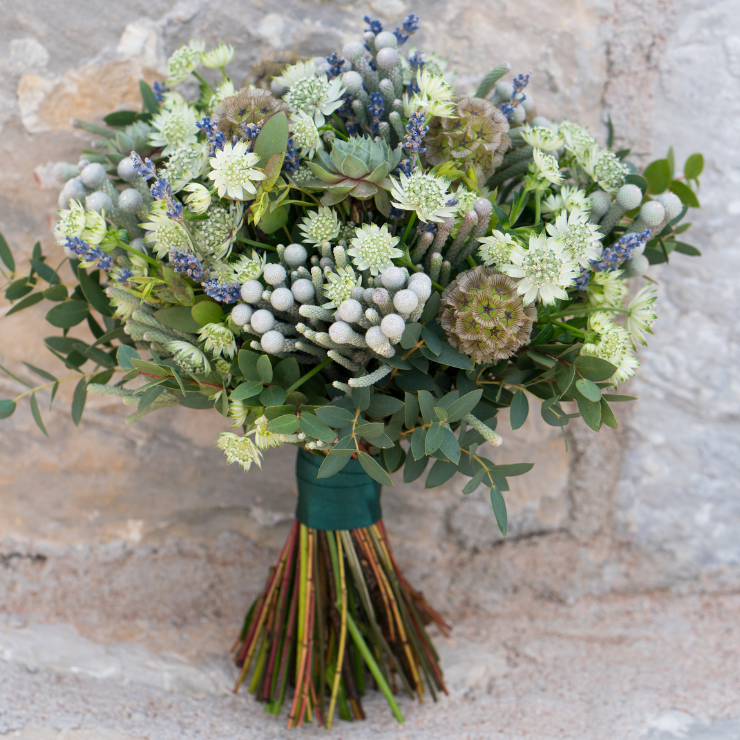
[499, 233, 579, 305]
[284, 74, 345, 127]
[545, 208, 602, 268]
[389, 170, 457, 223]
[233, 251, 266, 282]
[520, 125, 564, 152]
[581, 146, 628, 193]
[477, 230, 517, 267]
[208, 79, 236, 110]
[347, 222, 403, 275]
[168, 340, 212, 373]
[542, 185, 592, 217]
[322, 265, 361, 308]
[141, 212, 191, 258]
[299, 206, 341, 245]
[158, 142, 207, 191]
[182, 183, 212, 214]
[216, 432, 263, 472]
[201, 43, 235, 69]
[199, 322, 237, 359]
[191, 201, 243, 260]
[148, 102, 200, 156]
[581, 312, 639, 384]
[274, 59, 319, 88]
[290, 110, 323, 159]
[253, 415, 284, 450]
[82, 209, 108, 245]
[54, 199, 86, 243]
[586, 269, 628, 308]
[403, 68, 456, 118]
[208, 140, 266, 200]
[229, 399, 250, 428]
[449, 186, 480, 237]
[166, 40, 205, 84]
[558, 120, 596, 154]
[529, 148, 563, 187]
[626, 285, 657, 346]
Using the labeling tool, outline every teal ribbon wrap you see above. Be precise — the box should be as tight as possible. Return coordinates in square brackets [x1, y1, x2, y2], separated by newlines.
[295, 448, 382, 531]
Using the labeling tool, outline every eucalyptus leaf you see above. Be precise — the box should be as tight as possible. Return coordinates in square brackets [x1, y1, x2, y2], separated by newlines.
[490, 486, 508, 536]
[358, 452, 394, 487]
[71, 378, 87, 425]
[403, 453, 428, 482]
[300, 413, 336, 442]
[510, 390, 529, 430]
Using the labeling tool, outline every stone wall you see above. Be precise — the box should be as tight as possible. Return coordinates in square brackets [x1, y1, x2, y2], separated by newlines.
[1, 0, 737, 636]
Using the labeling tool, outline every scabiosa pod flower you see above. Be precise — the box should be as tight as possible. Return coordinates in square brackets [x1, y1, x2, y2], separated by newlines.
[289, 110, 322, 158]
[216, 432, 263, 472]
[529, 148, 563, 187]
[322, 265, 362, 308]
[581, 313, 639, 384]
[148, 102, 200, 156]
[299, 206, 341, 245]
[499, 233, 578, 305]
[389, 170, 457, 223]
[347, 223, 403, 275]
[201, 43, 235, 69]
[283, 71, 346, 127]
[545, 208, 602, 268]
[477, 230, 517, 267]
[208, 140, 266, 199]
[626, 285, 657, 346]
[199, 322, 237, 358]
[166, 40, 205, 84]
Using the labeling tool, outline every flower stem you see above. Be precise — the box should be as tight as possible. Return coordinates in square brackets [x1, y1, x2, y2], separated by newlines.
[401, 213, 417, 245]
[285, 358, 332, 394]
[550, 320, 588, 338]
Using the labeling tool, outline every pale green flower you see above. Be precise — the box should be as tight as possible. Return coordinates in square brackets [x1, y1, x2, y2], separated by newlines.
[182, 183, 212, 214]
[232, 251, 265, 282]
[499, 233, 578, 305]
[520, 125, 564, 152]
[141, 212, 191, 258]
[274, 59, 319, 88]
[216, 432, 263, 472]
[208, 140, 266, 200]
[229, 399, 250, 428]
[347, 222, 403, 275]
[389, 170, 456, 223]
[166, 41, 204, 84]
[158, 142, 207, 191]
[290, 110, 323, 158]
[542, 185, 592, 216]
[586, 269, 628, 308]
[82, 209, 108, 246]
[253, 414, 284, 450]
[201, 43, 235, 69]
[582, 312, 639, 384]
[323, 265, 361, 308]
[626, 285, 657, 346]
[299, 206, 341, 245]
[148, 102, 199, 156]
[403, 68, 455, 118]
[582, 146, 628, 193]
[558, 120, 596, 154]
[209, 79, 236, 110]
[477, 230, 517, 267]
[167, 340, 211, 372]
[199, 322, 237, 358]
[54, 199, 86, 244]
[545, 209, 602, 268]
[529, 148, 563, 187]
[284, 74, 345, 127]
[191, 201, 243, 259]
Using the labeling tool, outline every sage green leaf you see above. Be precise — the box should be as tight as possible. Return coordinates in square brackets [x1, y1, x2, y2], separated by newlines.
[395, 368, 434, 392]
[528, 351, 556, 368]
[104, 110, 138, 126]
[78, 266, 113, 316]
[643, 159, 671, 194]
[30, 393, 48, 436]
[400, 322, 422, 349]
[421, 325, 442, 355]
[625, 173, 648, 193]
[23, 363, 57, 383]
[462, 468, 486, 495]
[116, 345, 141, 370]
[0, 230, 15, 272]
[355, 421, 384, 439]
[411, 426, 427, 460]
[510, 390, 529, 430]
[491, 462, 534, 477]
[230, 381, 263, 401]
[575, 378, 601, 402]
[683, 153, 703, 180]
[259, 385, 286, 406]
[490, 486, 507, 536]
[43, 284, 68, 302]
[602, 394, 637, 402]
[425, 422, 444, 455]
[434, 407, 448, 422]
[439, 427, 460, 464]
[263, 404, 296, 420]
[131, 358, 173, 377]
[273, 358, 300, 388]
[600, 397, 618, 429]
[137, 384, 164, 411]
[556, 364, 576, 395]
[300, 413, 336, 443]
[419, 291, 441, 324]
[315, 405, 355, 427]
[46, 301, 89, 328]
[351, 384, 371, 410]
[267, 414, 300, 434]
[445, 389, 483, 423]
[403, 453, 428, 482]
[425, 459, 457, 488]
[238, 350, 261, 381]
[382, 444, 405, 473]
[71, 378, 87, 425]
[318, 451, 352, 478]
[669, 180, 700, 208]
[253, 111, 288, 169]
[432, 341, 474, 370]
[0, 399, 17, 419]
[6, 292, 44, 316]
[358, 452, 394, 487]
[366, 395, 404, 417]
[574, 355, 618, 382]
[30, 259, 60, 285]
[191, 300, 223, 326]
[155, 306, 202, 333]
[574, 388, 602, 431]
[404, 391, 419, 429]
[139, 80, 160, 114]
[418, 390, 435, 424]
[257, 355, 273, 383]
[672, 241, 701, 256]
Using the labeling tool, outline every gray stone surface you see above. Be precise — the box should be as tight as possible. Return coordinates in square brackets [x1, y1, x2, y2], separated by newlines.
[0, 0, 738, 736]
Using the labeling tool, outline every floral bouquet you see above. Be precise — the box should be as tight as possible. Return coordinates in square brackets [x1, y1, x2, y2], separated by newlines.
[0, 11, 703, 729]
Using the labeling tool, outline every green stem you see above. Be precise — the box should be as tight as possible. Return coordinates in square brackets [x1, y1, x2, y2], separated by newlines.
[285, 358, 332, 394]
[116, 240, 160, 268]
[12, 369, 123, 403]
[551, 320, 589, 338]
[192, 71, 214, 95]
[548, 305, 629, 319]
[343, 610, 405, 724]
[236, 234, 277, 252]
[401, 212, 417, 245]
[534, 191, 541, 225]
[318, 125, 349, 142]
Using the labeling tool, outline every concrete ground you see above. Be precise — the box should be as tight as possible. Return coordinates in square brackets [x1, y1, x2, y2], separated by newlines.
[2, 591, 739, 740]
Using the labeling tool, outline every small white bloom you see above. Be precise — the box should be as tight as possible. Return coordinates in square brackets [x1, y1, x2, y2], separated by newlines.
[54, 199, 86, 244]
[581, 312, 639, 384]
[274, 59, 319, 88]
[233, 251, 266, 282]
[216, 432, 263, 472]
[208, 78, 236, 110]
[141, 212, 191, 258]
[347, 222, 404, 275]
[520, 125, 564, 152]
[323, 265, 362, 308]
[558, 120, 596, 154]
[199, 322, 237, 359]
[290, 110, 323, 159]
[166, 40, 205, 84]
[182, 183, 212, 214]
[625, 285, 657, 346]
[403, 68, 456, 118]
[542, 185, 592, 217]
[299, 206, 341, 245]
[389, 170, 456, 223]
[477, 230, 517, 267]
[167, 340, 211, 372]
[529, 148, 563, 187]
[253, 415, 284, 450]
[82, 209, 108, 246]
[228, 399, 250, 428]
[499, 233, 578, 305]
[545, 209, 602, 268]
[284, 74, 345, 127]
[148, 102, 200, 156]
[208, 140, 266, 200]
[158, 142, 208, 191]
[201, 43, 235, 69]
[581, 145, 628, 193]
[586, 269, 628, 308]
